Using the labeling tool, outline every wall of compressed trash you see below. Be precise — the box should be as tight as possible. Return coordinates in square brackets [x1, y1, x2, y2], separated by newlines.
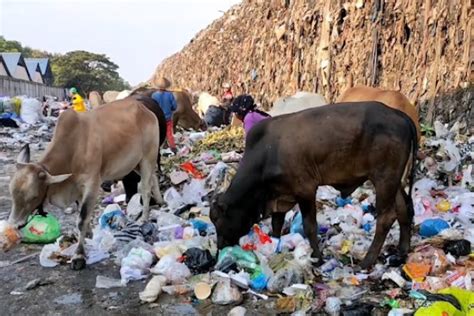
[153, 0, 472, 123]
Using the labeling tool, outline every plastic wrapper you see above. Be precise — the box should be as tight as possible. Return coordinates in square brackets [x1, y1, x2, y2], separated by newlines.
[211, 279, 243, 305]
[95, 275, 124, 289]
[0, 220, 21, 252]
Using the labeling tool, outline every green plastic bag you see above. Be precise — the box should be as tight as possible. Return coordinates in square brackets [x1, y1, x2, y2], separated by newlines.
[21, 214, 61, 244]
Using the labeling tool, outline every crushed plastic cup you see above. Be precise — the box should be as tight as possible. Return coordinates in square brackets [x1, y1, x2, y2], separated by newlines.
[0, 220, 21, 251]
[194, 282, 212, 300]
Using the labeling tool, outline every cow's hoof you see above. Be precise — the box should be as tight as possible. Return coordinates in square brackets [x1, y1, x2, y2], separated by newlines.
[71, 256, 86, 270]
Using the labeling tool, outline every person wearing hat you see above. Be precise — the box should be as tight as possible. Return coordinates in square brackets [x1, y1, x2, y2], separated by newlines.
[69, 87, 86, 112]
[221, 82, 233, 105]
[151, 77, 178, 153]
[230, 94, 271, 136]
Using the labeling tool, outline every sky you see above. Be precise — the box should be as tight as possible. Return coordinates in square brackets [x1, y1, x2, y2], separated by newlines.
[0, 0, 241, 86]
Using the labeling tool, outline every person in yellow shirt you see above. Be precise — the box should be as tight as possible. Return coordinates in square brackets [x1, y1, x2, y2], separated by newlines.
[69, 87, 86, 112]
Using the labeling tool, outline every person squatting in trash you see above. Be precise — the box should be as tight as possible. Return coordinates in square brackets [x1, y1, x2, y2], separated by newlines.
[151, 77, 178, 153]
[69, 87, 86, 112]
[230, 94, 271, 135]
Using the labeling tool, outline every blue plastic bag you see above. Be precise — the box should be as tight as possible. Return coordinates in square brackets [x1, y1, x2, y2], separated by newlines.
[290, 211, 304, 236]
[419, 218, 450, 237]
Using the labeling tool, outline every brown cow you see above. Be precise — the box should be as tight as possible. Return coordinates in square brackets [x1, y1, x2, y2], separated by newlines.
[8, 98, 163, 270]
[88, 91, 104, 108]
[338, 86, 420, 140]
[211, 102, 418, 269]
[131, 88, 206, 131]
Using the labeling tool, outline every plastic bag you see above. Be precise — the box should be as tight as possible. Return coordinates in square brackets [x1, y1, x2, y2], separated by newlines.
[150, 254, 191, 284]
[267, 261, 304, 293]
[180, 161, 205, 179]
[290, 211, 304, 236]
[183, 247, 215, 274]
[163, 188, 185, 211]
[211, 279, 243, 305]
[126, 194, 143, 221]
[443, 240, 471, 258]
[181, 179, 207, 205]
[99, 204, 127, 230]
[0, 220, 21, 251]
[419, 218, 450, 237]
[20, 98, 41, 124]
[139, 275, 167, 302]
[316, 186, 340, 200]
[21, 214, 61, 244]
[120, 247, 154, 284]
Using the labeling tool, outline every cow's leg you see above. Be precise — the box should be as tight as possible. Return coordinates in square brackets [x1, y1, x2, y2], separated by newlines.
[150, 168, 163, 205]
[298, 197, 322, 263]
[137, 161, 153, 223]
[397, 189, 413, 257]
[122, 171, 140, 203]
[71, 190, 98, 270]
[271, 212, 285, 238]
[360, 181, 398, 269]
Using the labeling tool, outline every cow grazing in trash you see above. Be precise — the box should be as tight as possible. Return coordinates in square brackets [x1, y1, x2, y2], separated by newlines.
[9, 97, 163, 270]
[210, 102, 418, 269]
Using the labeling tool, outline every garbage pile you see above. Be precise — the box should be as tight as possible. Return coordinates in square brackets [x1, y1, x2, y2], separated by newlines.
[0, 96, 56, 151]
[1, 119, 472, 315]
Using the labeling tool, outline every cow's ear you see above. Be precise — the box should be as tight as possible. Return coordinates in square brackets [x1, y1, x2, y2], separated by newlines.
[46, 173, 72, 185]
[17, 144, 30, 164]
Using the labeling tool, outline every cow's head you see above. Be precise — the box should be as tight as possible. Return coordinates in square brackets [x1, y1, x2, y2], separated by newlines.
[8, 145, 71, 228]
[210, 194, 255, 249]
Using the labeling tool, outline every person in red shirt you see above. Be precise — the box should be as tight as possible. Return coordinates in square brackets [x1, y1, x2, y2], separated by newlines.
[221, 82, 233, 105]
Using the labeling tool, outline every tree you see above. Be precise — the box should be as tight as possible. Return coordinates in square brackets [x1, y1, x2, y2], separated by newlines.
[0, 36, 23, 52]
[1, 37, 130, 94]
[52, 51, 130, 95]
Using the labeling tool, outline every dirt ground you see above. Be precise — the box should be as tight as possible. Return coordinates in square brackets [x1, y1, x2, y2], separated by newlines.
[0, 147, 282, 316]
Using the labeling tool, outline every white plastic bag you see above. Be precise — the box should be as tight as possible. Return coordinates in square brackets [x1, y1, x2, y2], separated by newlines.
[182, 179, 207, 205]
[150, 254, 191, 284]
[163, 188, 185, 211]
[20, 98, 42, 124]
[120, 247, 154, 284]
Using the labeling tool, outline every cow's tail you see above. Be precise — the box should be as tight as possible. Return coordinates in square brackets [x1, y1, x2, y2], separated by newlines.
[402, 114, 418, 219]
